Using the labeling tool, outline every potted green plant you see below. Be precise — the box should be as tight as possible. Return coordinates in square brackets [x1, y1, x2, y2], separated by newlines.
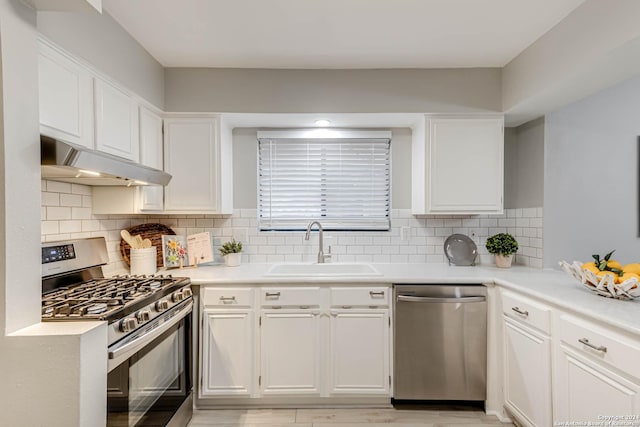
[485, 233, 519, 268]
[219, 239, 243, 267]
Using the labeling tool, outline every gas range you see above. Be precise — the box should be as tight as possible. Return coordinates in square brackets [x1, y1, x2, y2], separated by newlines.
[41, 236, 194, 426]
[42, 273, 192, 345]
[41, 237, 193, 346]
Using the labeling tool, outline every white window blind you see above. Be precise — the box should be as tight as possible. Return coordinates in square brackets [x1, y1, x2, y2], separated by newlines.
[258, 137, 391, 231]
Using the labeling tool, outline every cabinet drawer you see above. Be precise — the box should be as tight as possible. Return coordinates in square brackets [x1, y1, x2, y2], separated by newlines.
[501, 290, 551, 334]
[331, 287, 389, 307]
[260, 287, 322, 307]
[559, 314, 640, 380]
[202, 288, 254, 307]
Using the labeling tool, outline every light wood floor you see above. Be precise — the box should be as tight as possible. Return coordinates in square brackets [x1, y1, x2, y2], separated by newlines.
[187, 405, 515, 427]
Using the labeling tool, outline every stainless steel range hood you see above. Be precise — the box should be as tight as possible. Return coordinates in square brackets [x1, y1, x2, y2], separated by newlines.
[41, 136, 171, 186]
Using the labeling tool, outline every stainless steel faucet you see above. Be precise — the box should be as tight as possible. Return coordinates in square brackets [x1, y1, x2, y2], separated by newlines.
[305, 221, 332, 263]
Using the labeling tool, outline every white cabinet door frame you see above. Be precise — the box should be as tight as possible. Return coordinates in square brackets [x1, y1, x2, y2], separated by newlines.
[38, 38, 93, 148]
[329, 310, 390, 395]
[555, 343, 640, 422]
[503, 316, 552, 427]
[260, 310, 322, 396]
[163, 118, 220, 212]
[94, 78, 139, 161]
[412, 115, 504, 214]
[200, 310, 255, 397]
[137, 106, 164, 211]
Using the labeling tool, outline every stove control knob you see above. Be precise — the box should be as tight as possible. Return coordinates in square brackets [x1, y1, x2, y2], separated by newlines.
[155, 299, 169, 312]
[172, 291, 184, 303]
[136, 310, 151, 322]
[119, 317, 138, 333]
[183, 288, 193, 298]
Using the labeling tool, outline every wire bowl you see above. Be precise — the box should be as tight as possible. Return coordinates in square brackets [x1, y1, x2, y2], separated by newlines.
[559, 260, 640, 300]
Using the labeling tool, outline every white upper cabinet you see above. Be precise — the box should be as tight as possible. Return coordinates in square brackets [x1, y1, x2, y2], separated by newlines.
[38, 38, 93, 148]
[94, 78, 140, 162]
[412, 115, 504, 214]
[163, 116, 233, 214]
[137, 106, 164, 211]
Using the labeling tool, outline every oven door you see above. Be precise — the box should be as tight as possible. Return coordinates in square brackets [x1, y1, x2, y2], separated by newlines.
[107, 300, 192, 427]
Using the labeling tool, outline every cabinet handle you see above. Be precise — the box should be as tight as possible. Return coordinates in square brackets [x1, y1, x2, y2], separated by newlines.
[300, 305, 310, 309]
[341, 305, 352, 309]
[578, 338, 607, 353]
[511, 306, 529, 317]
[370, 291, 385, 297]
[219, 296, 236, 303]
[265, 292, 281, 298]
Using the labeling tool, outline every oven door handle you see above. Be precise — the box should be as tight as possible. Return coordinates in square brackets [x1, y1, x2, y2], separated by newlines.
[108, 300, 193, 372]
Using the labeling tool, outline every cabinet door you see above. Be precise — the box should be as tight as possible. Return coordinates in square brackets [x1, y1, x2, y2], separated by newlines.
[329, 310, 390, 395]
[138, 107, 164, 211]
[200, 310, 254, 397]
[164, 118, 219, 212]
[38, 40, 93, 148]
[94, 78, 139, 161]
[428, 118, 503, 213]
[555, 344, 640, 422]
[260, 311, 321, 395]
[503, 317, 552, 427]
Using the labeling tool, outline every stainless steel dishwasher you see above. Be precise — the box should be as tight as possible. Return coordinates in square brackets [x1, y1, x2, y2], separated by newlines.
[393, 284, 487, 401]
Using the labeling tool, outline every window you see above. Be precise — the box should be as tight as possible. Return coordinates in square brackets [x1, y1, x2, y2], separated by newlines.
[258, 132, 391, 231]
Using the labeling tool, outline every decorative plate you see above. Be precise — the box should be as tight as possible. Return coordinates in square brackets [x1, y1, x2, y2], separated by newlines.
[444, 234, 478, 266]
[559, 260, 640, 300]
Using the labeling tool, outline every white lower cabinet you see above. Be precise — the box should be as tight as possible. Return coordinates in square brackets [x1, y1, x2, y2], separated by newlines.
[503, 316, 551, 426]
[554, 314, 640, 422]
[329, 310, 390, 395]
[556, 344, 640, 421]
[198, 285, 391, 403]
[501, 290, 552, 427]
[260, 310, 322, 395]
[200, 288, 255, 398]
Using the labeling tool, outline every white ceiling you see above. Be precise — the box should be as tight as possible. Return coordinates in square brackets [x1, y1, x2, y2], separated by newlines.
[104, 0, 585, 69]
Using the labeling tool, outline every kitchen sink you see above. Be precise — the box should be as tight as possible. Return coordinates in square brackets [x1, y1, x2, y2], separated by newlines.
[265, 263, 382, 277]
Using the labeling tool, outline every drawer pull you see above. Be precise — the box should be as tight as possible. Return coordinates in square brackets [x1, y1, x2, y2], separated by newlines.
[512, 306, 529, 317]
[219, 296, 236, 303]
[578, 338, 607, 353]
[370, 291, 385, 297]
[265, 292, 281, 298]
[342, 305, 352, 309]
[300, 305, 310, 309]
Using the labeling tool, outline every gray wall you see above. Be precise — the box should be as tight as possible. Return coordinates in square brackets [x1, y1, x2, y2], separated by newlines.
[232, 128, 412, 210]
[544, 73, 640, 267]
[504, 117, 544, 209]
[165, 68, 501, 114]
[37, 11, 165, 109]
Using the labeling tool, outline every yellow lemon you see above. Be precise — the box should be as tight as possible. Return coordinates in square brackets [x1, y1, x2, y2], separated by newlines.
[596, 270, 615, 282]
[581, 262, 599, 274]
[623, 263, 640, 275]
[617, 272, 640, 284]
[607, 260, 623, 270]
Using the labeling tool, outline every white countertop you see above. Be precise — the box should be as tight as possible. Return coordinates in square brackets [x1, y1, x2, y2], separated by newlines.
[170, 262, 640, 336]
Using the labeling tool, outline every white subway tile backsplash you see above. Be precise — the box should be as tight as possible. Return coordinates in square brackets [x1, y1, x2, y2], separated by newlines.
[41, 221, 59, 235]
[71, 207, 91, 220]
[41, 192, 60, 206]
[47, 206, 72, 220]
[46, 181, 72, 193]
[40, 181, 544, 269]
[60, 193, 82, 207]
[59, 220, 82, 233]
[71, 184, 91, 195]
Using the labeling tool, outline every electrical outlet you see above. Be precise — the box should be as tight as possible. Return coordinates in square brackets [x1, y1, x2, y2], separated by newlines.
[401, 226, 411, 241]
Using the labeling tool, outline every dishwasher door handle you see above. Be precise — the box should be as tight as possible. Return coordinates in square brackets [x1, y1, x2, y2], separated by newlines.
[397, 295, 486, 303]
